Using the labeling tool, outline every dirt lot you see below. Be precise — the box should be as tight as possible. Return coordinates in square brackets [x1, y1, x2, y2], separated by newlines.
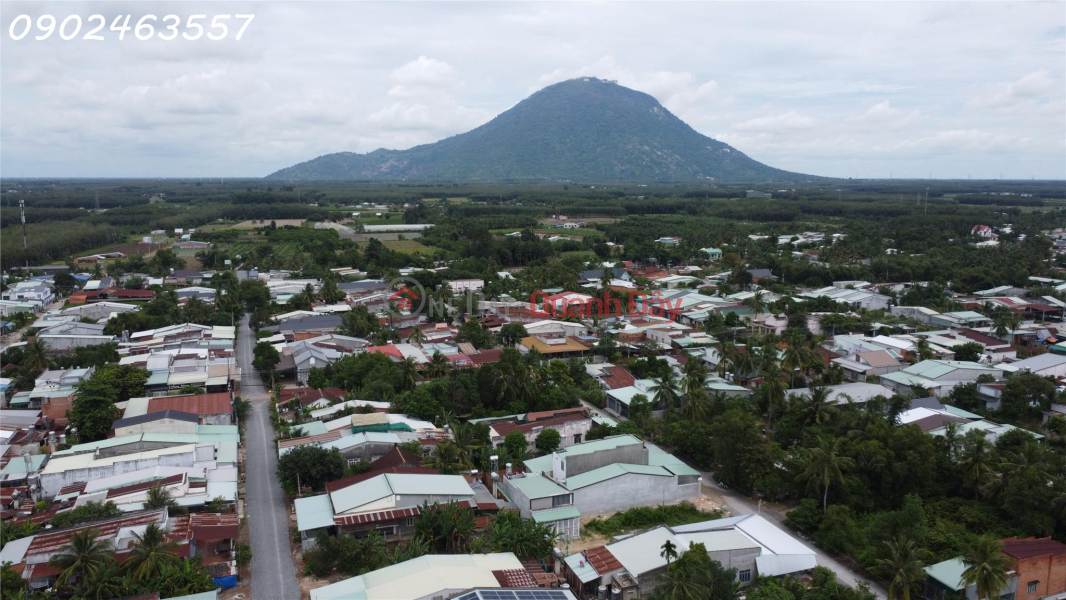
[232, 219, 306, 229]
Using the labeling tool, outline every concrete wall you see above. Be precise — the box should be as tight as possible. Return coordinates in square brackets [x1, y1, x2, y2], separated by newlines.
[563, 443, 646, 478]
[114, 418, 199, 438]
[571, 473, 699, 518]
[41, 450, 196, 498]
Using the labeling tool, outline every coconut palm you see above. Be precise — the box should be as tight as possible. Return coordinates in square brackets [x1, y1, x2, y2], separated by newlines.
[423, 439, 465, 474]
[318, 277, 344, 304]
[781, 342, 807, 388]
[426, 351, 450, 378]
[22, 338, 51, 372]
[793, 386, 836, 426]
[715, 342, 738, 378]
[796, 435, 855, 512]
[400, 356, 420, 391]
[876, 537, 930, 600]
[408, 327, 428, 345]
[49, 527, 114, 588]
[144, 483, 179, 513]
[733, 347, 756, 382]
[648, 371, 681, 411]
[960, 536, 1014, 600]
[660, 539, 679, 566]
[941, 422, 962, 461]
[760, 362, 789, 426]
[449, 422, 478, 469]
[76, 557, 129, 600]
[743, 290, 766, 321]
[125, 523, 181, 583]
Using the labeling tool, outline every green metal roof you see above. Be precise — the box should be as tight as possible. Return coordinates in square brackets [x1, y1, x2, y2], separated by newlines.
[940, 405, 983, 420]
[506, 473, 571, 499]
[532, 507, 581, 523]
[925, 558, 968, 591]
[0, 454, 46, 475]
[295, 494, 335, 532]
[647, 443, 700, 477]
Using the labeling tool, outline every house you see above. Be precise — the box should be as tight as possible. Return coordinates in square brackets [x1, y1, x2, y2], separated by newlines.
[520, 336, 591, 358]
[1000, 353, 1066, 378]
[111, 410, 200, 437]
[579, 269, 632, 284]
[500, 435, 700, 538]
[121, 392, 234, 425]
[830, 350, 903, 381]
[309, 553, 549, 600]
[447, 279, 485, 293]
[475, 407, 593, 452]
[801, 286, 891, 311]
[562, 514, 816, 598]
[294, 471, 489, 549]
[897, 405, 1042, 442]
[879, 360, 1005, 397]
[788, 382, 890, 406]
[923, 537, 1065, 600]
[1, 281, 55, 307]
[55, 301, 140, 322]
[654, 236, 682, 246]
[971, 225, 999, 240]
[701, 247, 723, 261]
[747, 268, 778, 283]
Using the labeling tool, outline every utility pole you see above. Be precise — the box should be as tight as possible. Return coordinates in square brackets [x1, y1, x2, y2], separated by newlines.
[19, 199, 28, 269]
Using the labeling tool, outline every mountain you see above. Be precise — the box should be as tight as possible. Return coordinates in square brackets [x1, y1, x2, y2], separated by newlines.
[266, 77, 805, 181]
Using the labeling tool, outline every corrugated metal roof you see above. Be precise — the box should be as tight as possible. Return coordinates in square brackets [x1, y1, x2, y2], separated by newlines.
[756, 554, 818, 576]
[531, 507, 581, 523]
[295, 494, 335, 532]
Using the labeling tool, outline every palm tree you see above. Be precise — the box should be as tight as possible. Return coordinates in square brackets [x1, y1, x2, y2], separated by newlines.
[319, 277, 344, 304]
[423, 439, 464, 474]
[941, 422, 962, 461]
[125, 522, 181, 583]
[733, 347, 756, 383]
[796, 435, 856, 512]
[760, 362, 788, 426]
[648, 371, 681, 411]
[744, 290, 766, 321]
[449, 422, 477, 469]
[22, 338, 51, 372]
[400, 356, 420, 391]
[716, 342, 738, 378]
[655, 560, 708, 600]
[781, 342, 807, 388]
[960, 536, 1014, 600]
[660, 539, 679, 566]
[49, 528, 114, 588]
[876, 538, 930, 600]
[76, 557, 129, 600]
[409, 327, 428, 345]
[144, 483, 178, 513]
[426, 351, 450, 378]
[793, 386, 835, 426]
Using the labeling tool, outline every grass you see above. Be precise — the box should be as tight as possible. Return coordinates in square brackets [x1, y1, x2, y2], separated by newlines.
[583, 502, 723, 538]
[382, 240, 431, 254]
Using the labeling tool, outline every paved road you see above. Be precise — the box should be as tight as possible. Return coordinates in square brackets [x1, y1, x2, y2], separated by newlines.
[238, 313, 300, 600]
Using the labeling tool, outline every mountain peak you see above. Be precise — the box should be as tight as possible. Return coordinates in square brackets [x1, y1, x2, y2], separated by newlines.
[267, 80, 804, 181]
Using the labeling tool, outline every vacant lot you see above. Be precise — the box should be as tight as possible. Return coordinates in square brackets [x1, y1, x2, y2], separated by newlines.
[383, 240, 431, 254]
[232, 219, 306, 229]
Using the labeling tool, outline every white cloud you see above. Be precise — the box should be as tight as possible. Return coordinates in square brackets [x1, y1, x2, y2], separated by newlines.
[968, 69, 1058, 110]
[733, 111, 818, 132]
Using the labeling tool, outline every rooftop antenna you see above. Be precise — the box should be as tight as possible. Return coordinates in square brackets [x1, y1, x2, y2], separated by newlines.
[19, 199, 28, 269]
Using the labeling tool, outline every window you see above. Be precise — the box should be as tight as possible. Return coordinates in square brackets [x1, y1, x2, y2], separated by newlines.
[405, 517, 414, 527]
[1027, 582, 1038, 594]
[573, 434, 582, 444]
[739, 570, 752, 584]
[552, 494, 572, 507]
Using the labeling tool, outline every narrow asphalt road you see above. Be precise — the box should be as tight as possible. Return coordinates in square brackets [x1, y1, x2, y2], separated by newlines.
[238, 313, 300, 600]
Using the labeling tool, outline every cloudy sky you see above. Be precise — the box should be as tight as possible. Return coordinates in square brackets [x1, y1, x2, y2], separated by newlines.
[2, 1, 1064, 179]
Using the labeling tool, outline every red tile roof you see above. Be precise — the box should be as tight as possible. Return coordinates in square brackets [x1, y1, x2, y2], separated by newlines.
[105, 474, 185, 500]
[277, 430, 343, 450]
[493, 569, 538, 588]
[584, 545, 622, 574]
[147, 392, 231, 416]
[525, 407, 590, 423]
[468, 349, 503, 365]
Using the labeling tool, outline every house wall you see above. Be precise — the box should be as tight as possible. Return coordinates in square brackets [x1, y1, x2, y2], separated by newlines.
[114, 418, 199, 437]
[1013, 550, 1066, 600]
[563, 444, 647, 478]
[336, 440, 402, 463]
[40, 450, 196, 498]
[519, 419, 592, 452]
[571, 473, 700, 518]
